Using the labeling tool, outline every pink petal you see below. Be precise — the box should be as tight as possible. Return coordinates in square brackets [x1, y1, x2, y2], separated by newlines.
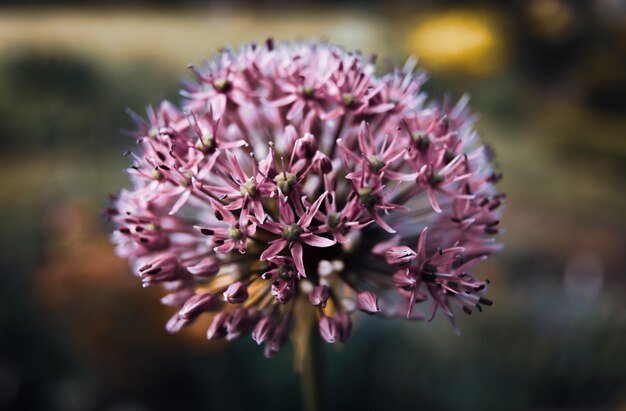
[252, 200, 266, 221]
[366, 102, 395, 114]
[269, 94, 298, 107]
[417, 227, 428, 262]
[371, 211, 396, 233]
[210, 94, 227, 118]
[286, 99, 305, 120]
[208, 197, 236, 223]
[214, 241, 236, 254]
[260, 220, 283, 235]
[384, 170, 419, 182]
[298, 191, 327, 227]
[428, 188, 442, 213]
[320, 106, 344, 121]
[372, 235, 400, 255]
[278, 194, 295, 224]
[290, 242, 306, 277]
[260, 239, 287, 261]
[300, 233, 336, 247]
[169, 189, 191, 215]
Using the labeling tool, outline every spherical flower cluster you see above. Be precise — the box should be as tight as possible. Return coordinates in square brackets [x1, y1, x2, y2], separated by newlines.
[108, 39, 504, 357]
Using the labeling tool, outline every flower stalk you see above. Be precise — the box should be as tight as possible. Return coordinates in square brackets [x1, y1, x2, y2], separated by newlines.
[301, 325, 325, 411]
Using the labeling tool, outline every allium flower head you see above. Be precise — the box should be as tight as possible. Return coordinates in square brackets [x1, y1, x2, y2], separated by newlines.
[108, 39, 504, 358]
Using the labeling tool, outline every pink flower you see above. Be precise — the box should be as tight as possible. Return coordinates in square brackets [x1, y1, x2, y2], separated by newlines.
[109, 39, 504, 358]
[257, 191, 335, 277]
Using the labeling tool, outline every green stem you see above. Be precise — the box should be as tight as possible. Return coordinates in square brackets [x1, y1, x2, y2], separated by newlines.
[302, 328, 325, 411]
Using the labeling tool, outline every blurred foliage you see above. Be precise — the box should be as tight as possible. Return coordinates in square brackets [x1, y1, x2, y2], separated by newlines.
[0, 50, 178, 153]
[0, 2, 625, 411]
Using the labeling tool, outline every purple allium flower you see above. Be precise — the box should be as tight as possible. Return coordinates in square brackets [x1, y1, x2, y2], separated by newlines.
[108, 39, 504, 357]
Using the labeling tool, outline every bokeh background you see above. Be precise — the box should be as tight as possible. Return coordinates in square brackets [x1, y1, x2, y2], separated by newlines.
[1, 1, 625, 410]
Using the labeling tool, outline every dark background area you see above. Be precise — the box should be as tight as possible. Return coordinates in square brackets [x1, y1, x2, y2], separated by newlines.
[0, 1, 625, 410]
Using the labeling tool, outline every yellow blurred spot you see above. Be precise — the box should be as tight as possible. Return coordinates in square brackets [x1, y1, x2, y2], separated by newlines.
[406, 11, 504, 75]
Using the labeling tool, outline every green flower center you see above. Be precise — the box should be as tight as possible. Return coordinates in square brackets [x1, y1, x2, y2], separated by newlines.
[228, 226, 244, 240]
[151, 170, 163, 181]
[282, 224, 302, 241]
[179, 172, 193, 187]
[327, 213, 341, 228]
[412, 132, 430, 152]
[428, 173, 443, 186]
[214, 78, 232, 92]
[444, 149, 456, 164]
[274, 172, 297, 194]
[358, 187, 377, 208]
[342, 93, 356, 107]
[239, 181, 257, 197]
[368, 155, 386, 172]
[195, 134, 215, 153]
[148, 127, 159, 139]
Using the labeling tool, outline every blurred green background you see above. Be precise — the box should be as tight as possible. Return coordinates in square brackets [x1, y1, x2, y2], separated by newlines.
[1, 1, 625, 410]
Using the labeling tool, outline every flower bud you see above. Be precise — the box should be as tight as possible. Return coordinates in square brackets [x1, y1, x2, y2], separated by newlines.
[252, 316, 276, 345]
[165, 313, 190, 334]
[308, 285, 330, 308]
[206, 311, 229, 340]
[313, 151, 333, 174]
[384, 246, 416, 267]
[392, 270, 417, 290]
[295, 133, 317, 158]
[139, 255, 181, 286]
[160, 289, 195, 307]
[223, 281, 249, 304]
[179, 292, 221, 320]
[264, 321, 290, 358]
[225, 308, 251, 340]
[319, 316, 338, 343]
[335, 312, 352, 343]
[271, 278, 295, 304]
[356, 291, 381, 314]
[187, 257, 220, 277]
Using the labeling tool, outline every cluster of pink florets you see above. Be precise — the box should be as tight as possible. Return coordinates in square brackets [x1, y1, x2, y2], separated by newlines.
[108, 39, 504, 357]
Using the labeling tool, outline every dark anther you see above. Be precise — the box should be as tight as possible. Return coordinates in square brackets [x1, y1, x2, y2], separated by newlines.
[488, 200, 501, 211]
[478, 297, 493, 306]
